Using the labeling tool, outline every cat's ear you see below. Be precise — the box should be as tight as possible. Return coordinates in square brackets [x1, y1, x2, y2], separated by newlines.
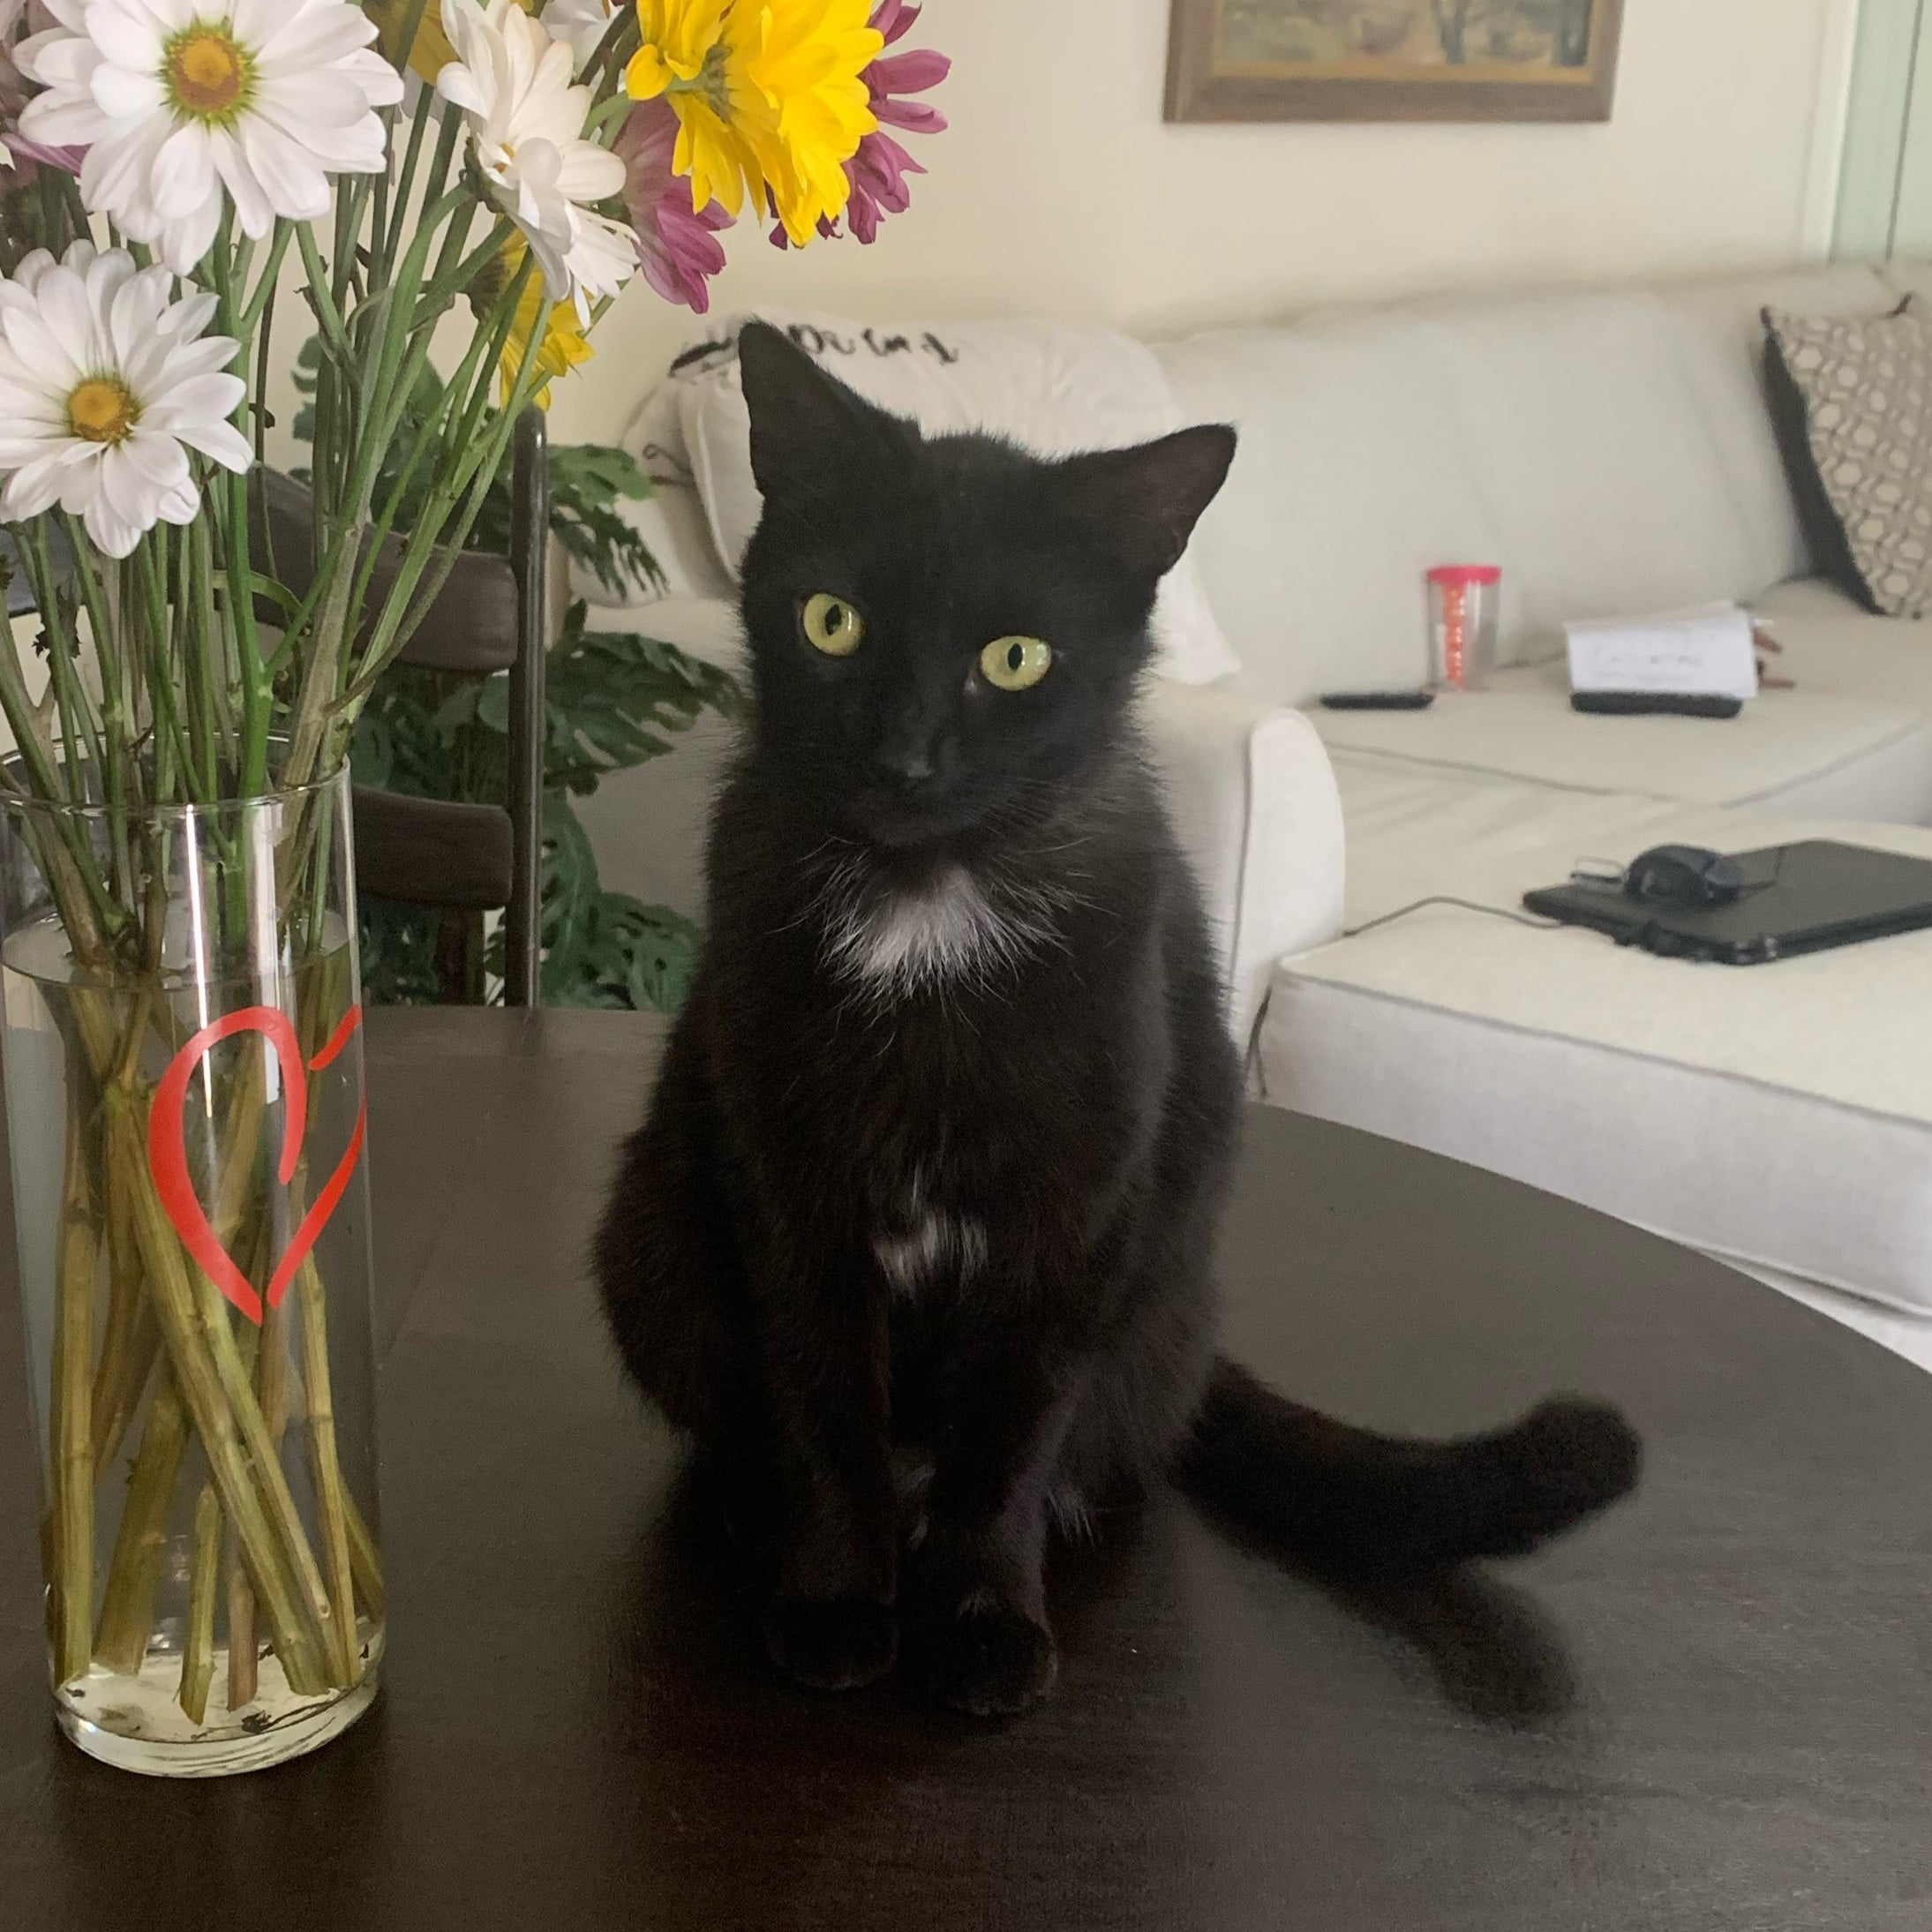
[1054, 425, 1237, 579]
[737, 320, 903, 499]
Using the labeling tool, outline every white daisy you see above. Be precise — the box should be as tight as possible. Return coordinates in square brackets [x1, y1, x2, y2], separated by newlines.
[0, 241, 252, 559]
[435, 0, 635, 314]
[538, 0, 617, 71]
[17, 0, 403, 275]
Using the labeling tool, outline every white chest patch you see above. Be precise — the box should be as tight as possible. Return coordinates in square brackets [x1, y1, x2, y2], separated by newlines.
[872, 1210, 989, 1298]
[824, 861, 1043, 996]
[869, 1168, 989, 1298]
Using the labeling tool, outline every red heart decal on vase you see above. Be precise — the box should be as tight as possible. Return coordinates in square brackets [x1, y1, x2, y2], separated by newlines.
[148, 1004, 368, 1326]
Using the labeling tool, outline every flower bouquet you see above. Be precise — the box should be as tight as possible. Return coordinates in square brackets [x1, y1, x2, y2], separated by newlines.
[0, 0, 946, 1774]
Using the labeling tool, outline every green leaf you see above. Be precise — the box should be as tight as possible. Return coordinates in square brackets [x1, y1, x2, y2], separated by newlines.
[215, 570, 302, 620]
[549, 444, 654, 509]
[473, 673, 510, 735]
[553, 502, 665, 598]
[350, 710, 395, 790]
[617, 899, 702, 1012]
[357, 895, 445, 1006]
[539, 605, 742, 797]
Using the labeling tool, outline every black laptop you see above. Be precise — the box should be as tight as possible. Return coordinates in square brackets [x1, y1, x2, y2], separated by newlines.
[1524, 839, 1932, 964]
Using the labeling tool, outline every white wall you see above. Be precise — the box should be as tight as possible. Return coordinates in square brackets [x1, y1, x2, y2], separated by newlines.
[550, 0, 1860, 445]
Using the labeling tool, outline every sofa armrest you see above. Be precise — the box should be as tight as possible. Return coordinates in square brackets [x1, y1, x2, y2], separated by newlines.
[1139, 680, 1346, 1042]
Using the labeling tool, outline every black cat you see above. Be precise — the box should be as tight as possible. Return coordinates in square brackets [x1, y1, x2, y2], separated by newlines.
[595, 322, 1640, 1717]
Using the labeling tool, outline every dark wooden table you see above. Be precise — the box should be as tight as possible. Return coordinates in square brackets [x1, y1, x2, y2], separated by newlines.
[2, 1007, 1928, 1930]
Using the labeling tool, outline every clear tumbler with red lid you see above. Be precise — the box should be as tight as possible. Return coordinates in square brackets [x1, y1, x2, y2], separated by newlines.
[1427, 565, 1501, 692]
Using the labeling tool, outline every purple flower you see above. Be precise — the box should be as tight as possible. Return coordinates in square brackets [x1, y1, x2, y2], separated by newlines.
[772, 0, 949, 249]
[867, 0, 951, 137]
[0, 0, 82, 184]
[3, 131, 86, 179]
[617, 96, 733, 314]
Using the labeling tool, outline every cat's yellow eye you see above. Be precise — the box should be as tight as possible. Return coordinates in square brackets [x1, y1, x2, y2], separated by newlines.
[801, 592, 866, 657]
[980, 635, 1053, 692]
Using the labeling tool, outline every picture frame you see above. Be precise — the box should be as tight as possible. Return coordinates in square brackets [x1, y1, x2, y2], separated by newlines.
[1166, 0, 1625, 124]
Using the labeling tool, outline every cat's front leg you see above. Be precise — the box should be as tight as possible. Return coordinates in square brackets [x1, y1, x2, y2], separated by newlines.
[907, 1364, 1086, 1717]
[759, 1271, 901, 1693]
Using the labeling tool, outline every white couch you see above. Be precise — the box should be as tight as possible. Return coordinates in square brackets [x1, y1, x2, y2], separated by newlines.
[578, 264, 1932, 1371]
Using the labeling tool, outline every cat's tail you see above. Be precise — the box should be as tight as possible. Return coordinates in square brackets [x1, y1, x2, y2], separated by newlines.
[1173, 1357, 1640, 1575]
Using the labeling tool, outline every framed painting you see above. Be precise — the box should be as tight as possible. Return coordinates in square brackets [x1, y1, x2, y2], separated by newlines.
[1166, 0, 1625, 124]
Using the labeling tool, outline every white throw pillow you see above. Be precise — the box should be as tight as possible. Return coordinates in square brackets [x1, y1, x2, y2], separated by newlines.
[666, 311, 1243, 686]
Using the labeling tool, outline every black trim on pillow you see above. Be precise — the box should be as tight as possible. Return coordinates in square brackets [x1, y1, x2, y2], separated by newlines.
[1761, 304, 1882, 613]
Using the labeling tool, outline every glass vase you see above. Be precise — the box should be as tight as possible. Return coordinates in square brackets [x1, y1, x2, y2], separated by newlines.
[0, 761, 384, 1777]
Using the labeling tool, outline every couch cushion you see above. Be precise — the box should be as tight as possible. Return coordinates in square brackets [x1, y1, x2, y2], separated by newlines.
[1157, 312, 1503, 703]
[1261, 801, 1932, 1320]
[1310, 662, 1932, 821]
[1162, 282, 1874, 710]
[663, 312, 1242, 686]
[1881, 259, 1932, 308]
[1755, 575, 1932, 705]
[1662, 262, 1901, 344]
[1408, 293, 1793, 658]
[1327, 755, 1686, 926]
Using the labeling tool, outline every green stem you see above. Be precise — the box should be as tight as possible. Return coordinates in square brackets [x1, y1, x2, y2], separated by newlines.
[335, 260, 545, 723]
[251, 262, 280, 470]
[295, 222, 353, 362]
[177, 1484, 222, 1725]
[415, 213, 511, 325]
[65, 532, 128, 864]
[225, 1256, 284, 1711]
[87, 1182, 155, 1474]
[49, 1106, 95, 1688]
[297, 1253, 358, 1686]
[237, 220, 295, 342]
[223, 1526, 256, 1710]
[107, 1086, 336, 1696]
[94, 1370, 190, 1676]
[210, 220, 269, 800]
[188, 515, 224, 796]
[347, 1491, 386, 1623]
[380, 41, 442, 270]
[281, 184, 475, 782]
[30, 522, 106, 807]
[135, 539, 194, 803]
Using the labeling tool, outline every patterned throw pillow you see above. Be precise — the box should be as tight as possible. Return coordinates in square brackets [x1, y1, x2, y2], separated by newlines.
[1763, 299, 1932, 618]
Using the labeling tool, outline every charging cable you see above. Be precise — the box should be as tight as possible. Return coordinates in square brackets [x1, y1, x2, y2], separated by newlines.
[1342, 896, 1565, 939]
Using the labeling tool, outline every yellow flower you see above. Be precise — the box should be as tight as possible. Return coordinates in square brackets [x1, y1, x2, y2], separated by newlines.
[626, 0, 729, 95]
[369, 0, 542, 86]
[626, 1, 760, 218]
[476, 238, 595, 407]
[740, 0, 882, 245]
[627, 0, 881, 246]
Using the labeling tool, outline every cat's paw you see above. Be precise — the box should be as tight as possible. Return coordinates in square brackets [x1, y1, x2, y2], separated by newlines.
[918, 1604, 1059, 1718]
[763, 1595, 898, 1692]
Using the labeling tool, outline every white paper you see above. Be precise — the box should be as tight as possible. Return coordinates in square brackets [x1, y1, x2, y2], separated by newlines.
[1564, 603, 1759, 701]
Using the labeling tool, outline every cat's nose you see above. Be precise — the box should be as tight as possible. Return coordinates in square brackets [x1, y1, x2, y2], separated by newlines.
[874, 710, 942, 786]
[876, 743, 936, 786]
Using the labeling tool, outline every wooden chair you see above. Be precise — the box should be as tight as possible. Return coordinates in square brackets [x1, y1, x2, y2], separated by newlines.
[257, 411, 549, 1005]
